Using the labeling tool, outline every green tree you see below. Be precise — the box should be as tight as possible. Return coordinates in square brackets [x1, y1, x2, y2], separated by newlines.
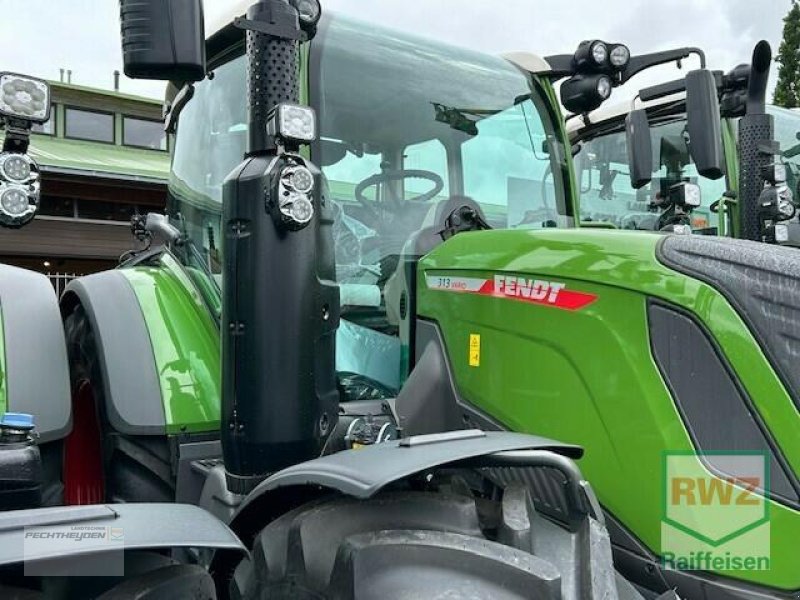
[774, 0, 800, 108]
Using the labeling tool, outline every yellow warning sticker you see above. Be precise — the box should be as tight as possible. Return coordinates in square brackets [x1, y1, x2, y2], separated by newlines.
[469, 334, 481, 367]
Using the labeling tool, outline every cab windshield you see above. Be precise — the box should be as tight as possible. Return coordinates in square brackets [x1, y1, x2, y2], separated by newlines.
[168, 15, 571, 389]
[574, 116, 726, 232]
[769, 105, 800, 196]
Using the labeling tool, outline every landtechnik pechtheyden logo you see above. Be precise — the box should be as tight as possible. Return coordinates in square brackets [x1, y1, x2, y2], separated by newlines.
[661, 452, 770, 571]
[23, 525, 125, 576]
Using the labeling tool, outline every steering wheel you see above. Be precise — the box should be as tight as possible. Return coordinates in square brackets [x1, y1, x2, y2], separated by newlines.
[355, 169, 445, 215]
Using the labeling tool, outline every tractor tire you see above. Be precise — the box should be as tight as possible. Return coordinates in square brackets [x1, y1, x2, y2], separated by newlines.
[233, 488, 639, 600]
[63, 304, 174, 504]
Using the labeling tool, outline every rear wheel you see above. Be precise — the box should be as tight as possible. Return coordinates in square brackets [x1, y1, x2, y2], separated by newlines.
[63, 304, 174, 504]
[233, 485, 638, 600]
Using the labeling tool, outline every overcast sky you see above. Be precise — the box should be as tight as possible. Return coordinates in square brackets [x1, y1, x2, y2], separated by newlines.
[0, 0, 790, 106]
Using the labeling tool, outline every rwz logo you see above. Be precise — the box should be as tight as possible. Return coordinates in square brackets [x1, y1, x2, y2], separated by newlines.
[671, 476, 760, 507]
[661, 452, 770, 571]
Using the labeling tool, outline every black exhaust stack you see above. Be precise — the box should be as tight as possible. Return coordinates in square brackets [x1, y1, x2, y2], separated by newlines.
[738, 41, 773, 241]
[221, 0, 339, 494]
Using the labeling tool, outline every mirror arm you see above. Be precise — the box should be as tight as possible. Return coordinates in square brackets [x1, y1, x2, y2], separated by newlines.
[541, 54, 577, 78]
[1, 119, 31, 154]
[622, 47, 705, 84]
[165, 83, 196, 135]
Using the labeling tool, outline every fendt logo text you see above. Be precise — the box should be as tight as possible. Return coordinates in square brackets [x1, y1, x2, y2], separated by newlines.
[494, 275, 564, 304]
[426, 274, 598, 311]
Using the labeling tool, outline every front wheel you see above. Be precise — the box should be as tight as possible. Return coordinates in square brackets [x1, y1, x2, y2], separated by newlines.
[232, 486, 640, 600]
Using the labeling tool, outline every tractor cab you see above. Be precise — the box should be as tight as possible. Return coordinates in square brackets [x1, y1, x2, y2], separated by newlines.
[769, 104, 800, 198]
[570, 100, 728, 233]
[168, 13, 574, 393]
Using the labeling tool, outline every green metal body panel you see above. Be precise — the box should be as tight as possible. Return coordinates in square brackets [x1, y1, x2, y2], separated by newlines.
[539, 76, 581, 222]
[0, 309, 6, 415]
[416, 228, 799, 590]
[120, 255, 220, 434]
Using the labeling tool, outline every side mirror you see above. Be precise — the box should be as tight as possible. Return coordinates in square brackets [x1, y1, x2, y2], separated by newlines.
[625, 109, 653, 189]
[119, 0, 206, 82]
[685, 69, 724, 180]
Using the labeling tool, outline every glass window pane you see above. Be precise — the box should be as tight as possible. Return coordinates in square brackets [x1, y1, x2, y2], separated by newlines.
[769, 105, 800, 198]
[462, 100, 563, 228]
[575, 118, 724, 232]
[77, 200, 136, 222]
[124, 116, 166, 150]
[31, 105, 55, 135]
[65, 108, 114, 143]
[404, 139, 449, 199]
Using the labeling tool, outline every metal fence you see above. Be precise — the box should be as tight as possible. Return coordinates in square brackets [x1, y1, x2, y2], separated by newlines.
[47, 273, 78, 297]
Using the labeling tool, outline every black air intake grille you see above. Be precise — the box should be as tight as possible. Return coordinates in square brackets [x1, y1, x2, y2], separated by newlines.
[658, 234, 800, 413]
[648, 302, 799, 505]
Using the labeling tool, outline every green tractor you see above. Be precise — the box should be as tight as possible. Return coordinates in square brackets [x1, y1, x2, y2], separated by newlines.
[569, 44, 800, 247]
[0, 1, 696, 598]
[0, 1, 796, 598]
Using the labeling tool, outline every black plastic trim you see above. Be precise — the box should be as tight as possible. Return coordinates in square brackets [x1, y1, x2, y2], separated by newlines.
[647, 299, 800, 508]
[656, 235, 800, 415]
[397, 319, 507, 436]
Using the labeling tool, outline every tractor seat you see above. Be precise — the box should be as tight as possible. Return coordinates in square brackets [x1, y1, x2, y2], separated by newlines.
[384, 196, 488, 328]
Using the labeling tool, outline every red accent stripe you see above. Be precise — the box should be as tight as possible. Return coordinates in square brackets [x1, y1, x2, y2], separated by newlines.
[478, 280, 495, 294]
[447, 278, 597, 311]
[550, 290, 598, 311]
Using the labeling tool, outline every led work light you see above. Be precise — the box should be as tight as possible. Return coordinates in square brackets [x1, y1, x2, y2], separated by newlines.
[0, 184, 37, 228]
[609, 44, 631, 69]
[268, 103, 317, 147]
[0, 73, 50, 123]
[276, 160, 317, 230]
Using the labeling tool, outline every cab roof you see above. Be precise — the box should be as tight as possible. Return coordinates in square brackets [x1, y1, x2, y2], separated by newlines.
[566, 92, 686, 138]
[205, 2, 551, 74]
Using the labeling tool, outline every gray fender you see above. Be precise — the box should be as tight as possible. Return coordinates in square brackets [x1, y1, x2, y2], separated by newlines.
[210, 431, 586, 579]
[224, 431, 584, 538]
[0, 503, 245, 567]
[61, 270, 166, 435]
[0, 265, 70, 442]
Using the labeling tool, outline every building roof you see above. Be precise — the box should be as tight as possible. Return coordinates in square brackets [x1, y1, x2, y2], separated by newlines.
[48, 80, 163, 106]
[13, 133, 169, 185]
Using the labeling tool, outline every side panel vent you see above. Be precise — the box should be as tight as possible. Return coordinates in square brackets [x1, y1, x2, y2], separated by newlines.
[648, 301, 799, 506]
